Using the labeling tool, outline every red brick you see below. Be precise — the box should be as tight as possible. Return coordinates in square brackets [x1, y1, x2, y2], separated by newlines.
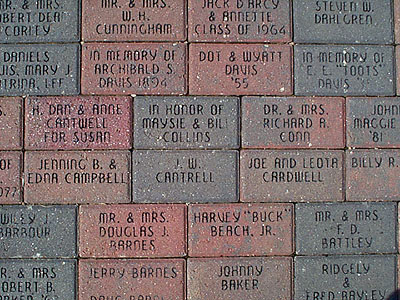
[189, 43, 292, 95]
[240, 150, 344, 202]
[187, 257, 292, 300]
[25, 96, 132, 150]
[79, 259, 185, 300]
[188, 203, 293, 257]
[82, 0, 186, 42]
[0, 152, 22, 204]
[24, 151, 130, 204]
[188, 0, 291, 42]
[0, 98, 22, 150]
[346, 150, 400, 201]
[81, 43, 187, 95]
[242, 97, 344, 149]
[79, 204, 186, 258]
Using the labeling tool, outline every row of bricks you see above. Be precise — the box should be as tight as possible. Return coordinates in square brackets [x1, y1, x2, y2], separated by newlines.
[0, 149, 399, 204]
[0, 202, 398, 258]
[0, 0, 399, 45]
[3, 43, 400, 96]
[0, 256, 398, 300]
[1, 96, 399, 150]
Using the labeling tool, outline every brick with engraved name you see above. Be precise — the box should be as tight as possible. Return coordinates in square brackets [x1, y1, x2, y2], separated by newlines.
[240, 150, 344, 202]
[81, 43, 186, 95]
[79, 259, 185, 300]
[82, 0, 186, 41]
[188, 203, 293, 257]
[25, 151, 131, 204]
[79, 204, 186, 257]
[134, 96, 239, 149]
[25, 96, 132, 150]
[294, 45, 395, 96]
[346, 150, 400, 201]
[296, 202, 397, 255]
[0, 205, 77, 258]
[242, 97, 344, 148]
[188, 0, 291, 42]
[188, 257, 292, 300]
[189, 43, 292, 95]
[132, 150, 238, 203]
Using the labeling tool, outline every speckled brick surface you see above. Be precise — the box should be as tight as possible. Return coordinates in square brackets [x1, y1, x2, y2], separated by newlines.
[0, 1, 399, 299]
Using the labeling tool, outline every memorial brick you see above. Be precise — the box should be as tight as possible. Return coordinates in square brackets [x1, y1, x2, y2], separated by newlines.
[25, 151, 131, 204]
[295, 202, 397, 255]
[242, 96, 344, 149]
[346, 150, 400, 201]
[294, 45, 395, 96]
[0, 205, 77, 258]
[0, 44, 80, 96]
[293, 0, 393, 44]
[0, 0, 80, 43]
[79, 259, 185, 300]
[25, 96, 132, 150]
[240, 150, 344, 202]
[81, 43, 186, 95]
[82, 0, 185, 42]
[188, 0, 291, 42]
[0, 259, 76, 300]
[79, 204, 186, 258]
[295, 255, 397, 300]
[132, 150, 238, 203]
[347, 97, 400, 148]
[188, 203, 293, 257]
[187, 257, 292, 300]
[134, 96, 239, 149]
[189, 43, 292, 95]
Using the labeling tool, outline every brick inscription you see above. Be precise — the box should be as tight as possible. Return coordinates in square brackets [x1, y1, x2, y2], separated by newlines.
[188, 203, 293, 257]
[79, 204, 186, 257]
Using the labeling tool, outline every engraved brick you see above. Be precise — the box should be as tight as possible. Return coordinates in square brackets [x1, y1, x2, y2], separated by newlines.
[240, 150, 344, 202]
[242, 97, 344, 149]
[0, 259, 76, 300]
[0, 205, 77, 258]
[132, 150, 238, 203]
[188, 203, 293, 257]
[187, 257, 292, 300]
[295, 255, 396, 300]
[0, 97, 22, 150]
[79, 259, 185, 300]
[25, 96, 132, 150]
[294, 45, 395, 96]
[0, 44, 80, 96]
[188, 0, 291, 42]
[82, 0, 185, 42]
[296, 202, 397, 255]
[189, 43, 292, 95]
[81, 43, 186, 95]
[0, 152, 22, 204]
[25, 151, 131, 204]
[0, 0, 80, 43]
[293, 0, 393, 44]
[347, 98, 400, 148]
[79, 204, 186, 258]
[134, 96, 239, 149]
[346, 150, 400, 201]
